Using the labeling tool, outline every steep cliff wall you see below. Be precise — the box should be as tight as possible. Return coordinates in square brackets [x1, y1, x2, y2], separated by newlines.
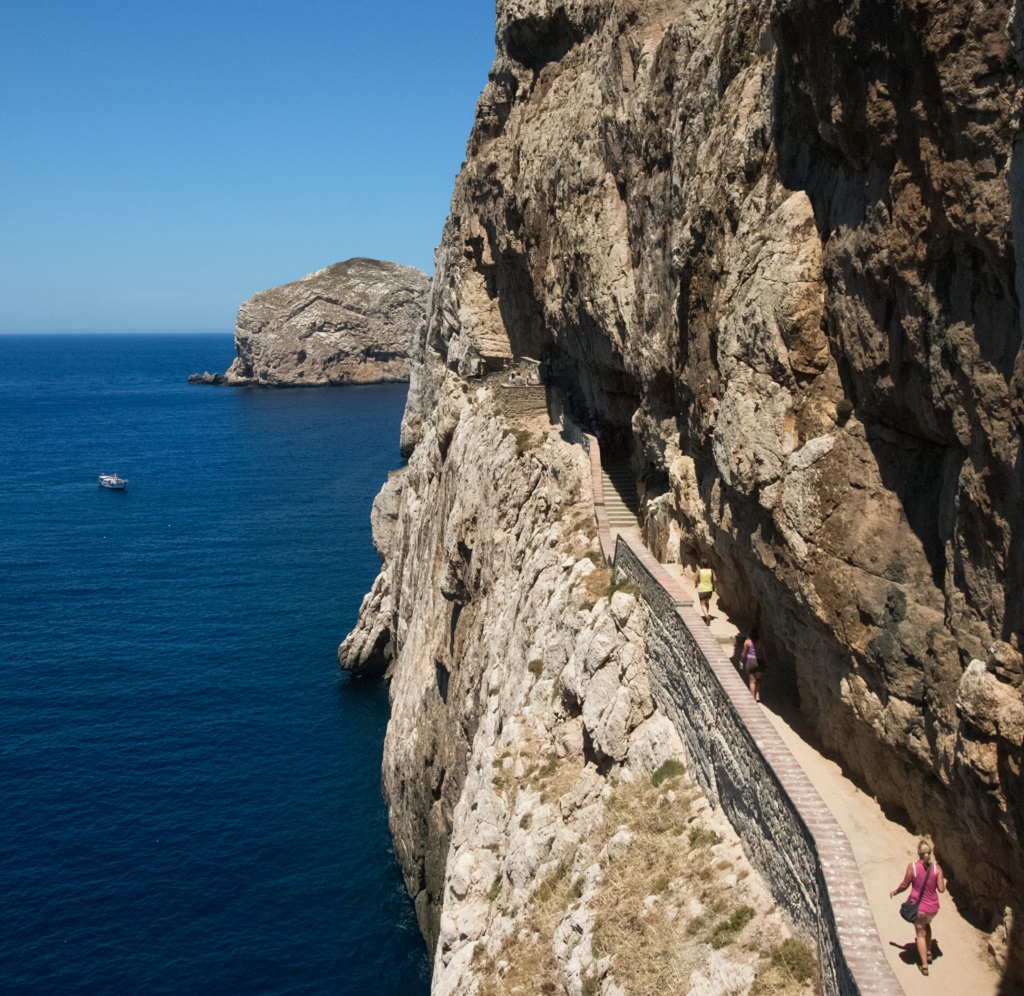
[345, 0, 1023, 984]
[341, 380, 819, 993]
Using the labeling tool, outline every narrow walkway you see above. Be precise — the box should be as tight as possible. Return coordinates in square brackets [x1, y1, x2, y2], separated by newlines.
[597, 462, 1001, 995]
[763, 705, 1000, 996]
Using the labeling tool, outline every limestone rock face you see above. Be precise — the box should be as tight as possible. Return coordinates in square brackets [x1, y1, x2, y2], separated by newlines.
[352, 0, 1024, 978]
[340, 375, 807, 993]
[218, 258, 428, 385]
[342, 382, 602, 949]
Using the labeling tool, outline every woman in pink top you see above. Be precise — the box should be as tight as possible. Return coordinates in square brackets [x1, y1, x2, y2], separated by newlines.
[890, 836, 946, 975]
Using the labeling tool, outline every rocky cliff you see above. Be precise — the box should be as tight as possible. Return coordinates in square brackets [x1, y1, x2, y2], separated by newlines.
[341, 382, 818, 993]
[344, 0, 1023, 986]
[191, 258, 429, 385]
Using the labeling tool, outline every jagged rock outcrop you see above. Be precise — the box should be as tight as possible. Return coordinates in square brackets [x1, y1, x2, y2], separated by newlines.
[345, 0, 1024, 985]
[341, 379, 816, 993]
[190, 258, 429, 386]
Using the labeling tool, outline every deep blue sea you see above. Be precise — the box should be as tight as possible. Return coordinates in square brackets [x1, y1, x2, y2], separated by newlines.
[0, 334, 429, 995]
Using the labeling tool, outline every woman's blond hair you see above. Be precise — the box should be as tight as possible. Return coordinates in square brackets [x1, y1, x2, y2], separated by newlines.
[917, 836, 934, 861]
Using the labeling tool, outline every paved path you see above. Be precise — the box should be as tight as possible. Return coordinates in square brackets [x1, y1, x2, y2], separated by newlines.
[763, 703, 1000, 995]
[598, 462, 1003, 995]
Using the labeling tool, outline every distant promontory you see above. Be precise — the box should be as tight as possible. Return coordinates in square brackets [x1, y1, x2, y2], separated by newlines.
[190, 258, 430, 386]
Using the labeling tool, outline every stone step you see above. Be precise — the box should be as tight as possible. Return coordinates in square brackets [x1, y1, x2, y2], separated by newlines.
[604, 499, 638, 514]
[603, 490, 639, 509]
[601, 466, 640, 527]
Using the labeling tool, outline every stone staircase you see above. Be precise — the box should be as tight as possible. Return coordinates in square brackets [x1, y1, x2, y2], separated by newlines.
[600, 458, 640, 534]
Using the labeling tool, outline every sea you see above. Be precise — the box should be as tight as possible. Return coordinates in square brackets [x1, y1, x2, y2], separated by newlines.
[0, 333, 430, 995]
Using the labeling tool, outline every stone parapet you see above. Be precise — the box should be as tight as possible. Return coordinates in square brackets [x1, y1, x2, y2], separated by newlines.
[614, 536, 900, 996]
[580, 427, 900, 996]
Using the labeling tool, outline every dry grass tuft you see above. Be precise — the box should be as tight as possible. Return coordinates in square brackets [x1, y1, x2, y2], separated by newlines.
[591, 778, 704, 992]
[592, 776, 818, 994]
[688, 825, 721, 849]
[491, 751, 516, 795]
[708, 904, 756, 949]
[608, 575, 639, 599]
[750, 938, 819, 995]
[568, 507, 599, 542]
[476, 860, 580, 996]
[580, 562, 613, 608]
[531, 752, 578, 805]
[567, 534, 597, 560]
[650, 759, 686, 787]
[500, 427, 535, 455]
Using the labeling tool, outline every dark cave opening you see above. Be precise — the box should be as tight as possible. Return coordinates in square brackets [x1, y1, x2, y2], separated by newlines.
[505, 8, 585, 75]
[545, 347, 640, 457]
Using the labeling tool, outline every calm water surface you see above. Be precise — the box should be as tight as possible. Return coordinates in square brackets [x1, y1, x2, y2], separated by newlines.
[0, 333, 429, 994]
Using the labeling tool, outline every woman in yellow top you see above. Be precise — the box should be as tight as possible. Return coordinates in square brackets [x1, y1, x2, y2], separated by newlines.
[695, 566, 716, 622]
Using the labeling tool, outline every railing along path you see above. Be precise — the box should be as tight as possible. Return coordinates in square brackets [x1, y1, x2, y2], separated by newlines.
[580, 431, 902, 996]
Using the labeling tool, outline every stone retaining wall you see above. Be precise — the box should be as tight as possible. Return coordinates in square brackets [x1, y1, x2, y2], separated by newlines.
[578, 428, 901, 995]
[495, 383, 548, 420]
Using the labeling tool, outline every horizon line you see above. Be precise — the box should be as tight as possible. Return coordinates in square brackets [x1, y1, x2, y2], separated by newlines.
[0, 329, 234, 336]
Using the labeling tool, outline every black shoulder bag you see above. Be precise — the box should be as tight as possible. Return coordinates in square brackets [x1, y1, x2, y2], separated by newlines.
[899, 862, 934, 922]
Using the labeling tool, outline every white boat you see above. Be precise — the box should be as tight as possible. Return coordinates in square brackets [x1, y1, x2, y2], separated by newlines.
[98, 473, 128, 490]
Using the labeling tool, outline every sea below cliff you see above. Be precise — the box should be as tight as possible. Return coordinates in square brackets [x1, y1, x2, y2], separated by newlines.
[0, 333, 429, 994]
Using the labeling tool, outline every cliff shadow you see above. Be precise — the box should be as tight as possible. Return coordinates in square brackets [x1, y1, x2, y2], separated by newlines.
[545, 345, 640, 457]
[1002, 435, 1024, 643]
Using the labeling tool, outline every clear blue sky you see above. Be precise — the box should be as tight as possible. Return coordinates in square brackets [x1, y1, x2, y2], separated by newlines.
[0, 1, 496, 332]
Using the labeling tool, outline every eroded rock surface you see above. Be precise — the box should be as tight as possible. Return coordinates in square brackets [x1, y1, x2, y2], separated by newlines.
[345, 0, 1024, 984]
[340, 378, 814, 993]
[192, 258, 429, 386]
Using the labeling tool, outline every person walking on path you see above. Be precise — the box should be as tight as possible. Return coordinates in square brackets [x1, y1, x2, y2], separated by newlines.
[741, 629, 765, 702]
[695, 566, 716, 623]
[890, 836, 946, 976]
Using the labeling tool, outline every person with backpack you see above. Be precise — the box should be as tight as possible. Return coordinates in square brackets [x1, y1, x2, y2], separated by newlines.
[890, 836, 946, 975]
[740, 629, 765, 701]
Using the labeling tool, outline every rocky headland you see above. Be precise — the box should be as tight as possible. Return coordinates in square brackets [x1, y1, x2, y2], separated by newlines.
[189, 258, 429, 386]
[342, 0, 1023, 990]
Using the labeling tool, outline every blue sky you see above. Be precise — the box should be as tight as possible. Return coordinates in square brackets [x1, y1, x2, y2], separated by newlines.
[0, 1, 496, 332]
